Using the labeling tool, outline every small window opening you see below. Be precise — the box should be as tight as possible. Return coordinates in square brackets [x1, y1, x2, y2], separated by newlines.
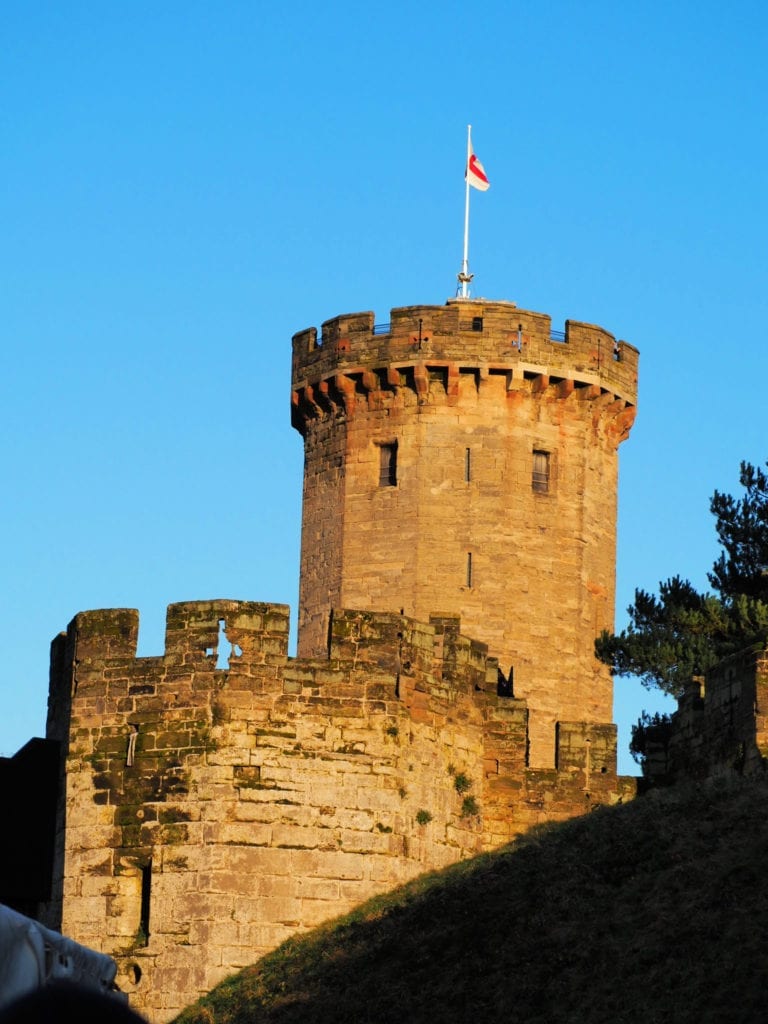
[497, 666, 514, 698]
[379, 443, 397, 487]
[465, 448, 471, 483]
[215, 619, 229, 669]
[466, 552, 473, 588]
[139, 861, 152, 947]
[471, 316, 484, 332]
[207, 619, 238, 668]
[532, 451, 550, 493]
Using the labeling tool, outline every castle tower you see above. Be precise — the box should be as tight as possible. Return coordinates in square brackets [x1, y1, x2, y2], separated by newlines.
[291, 299, 638, 766]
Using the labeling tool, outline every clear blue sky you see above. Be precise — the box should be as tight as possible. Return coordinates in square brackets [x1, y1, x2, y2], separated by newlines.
[4, 1, 768, 774]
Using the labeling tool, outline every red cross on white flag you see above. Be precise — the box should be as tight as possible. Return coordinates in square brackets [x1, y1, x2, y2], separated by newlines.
[466, 150, 490, 191]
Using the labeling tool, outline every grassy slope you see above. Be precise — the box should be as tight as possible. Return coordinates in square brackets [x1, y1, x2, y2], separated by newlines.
[173, 777, 768, 1024]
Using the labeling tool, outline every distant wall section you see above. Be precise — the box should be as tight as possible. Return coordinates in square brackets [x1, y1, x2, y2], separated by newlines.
[642, 646, 768, 785]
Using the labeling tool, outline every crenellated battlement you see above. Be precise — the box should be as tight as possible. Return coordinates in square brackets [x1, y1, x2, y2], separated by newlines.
[48, 597, 633, 803]
[291, 300, 638, 435]
[17, 280, 642, 1022]
[54, 603, 493, 708]
[39, 619, 635, 1021]
[62, 601, 290, 676]
[641, 645, 768, 786]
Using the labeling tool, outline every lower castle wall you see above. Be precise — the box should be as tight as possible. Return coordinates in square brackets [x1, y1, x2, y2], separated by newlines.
[42, 600, 634, 1022]
[643, 646, 768, 785]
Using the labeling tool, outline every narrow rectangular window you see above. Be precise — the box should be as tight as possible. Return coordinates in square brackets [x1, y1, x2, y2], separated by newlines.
[379, 443, 397, 487]
[471, 316, 484, 332]
[532, 450, 550, 493]
[465, 448, 471, 483]
[139, 860, 152, 946]
[466, 552, 473, 587]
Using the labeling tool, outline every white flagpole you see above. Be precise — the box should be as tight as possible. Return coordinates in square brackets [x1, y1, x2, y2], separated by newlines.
[458, 124, 473, 298]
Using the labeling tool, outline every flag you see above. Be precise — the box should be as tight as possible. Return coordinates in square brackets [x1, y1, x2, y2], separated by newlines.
[466, 150, 490, 191]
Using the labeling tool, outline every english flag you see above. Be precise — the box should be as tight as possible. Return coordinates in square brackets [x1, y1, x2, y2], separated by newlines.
[466, 150, 490, 191]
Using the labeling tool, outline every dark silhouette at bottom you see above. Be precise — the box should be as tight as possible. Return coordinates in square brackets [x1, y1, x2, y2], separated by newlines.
[0, 981, 148, 1024]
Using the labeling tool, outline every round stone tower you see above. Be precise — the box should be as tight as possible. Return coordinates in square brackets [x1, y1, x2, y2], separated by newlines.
[291, 298, 638, 766]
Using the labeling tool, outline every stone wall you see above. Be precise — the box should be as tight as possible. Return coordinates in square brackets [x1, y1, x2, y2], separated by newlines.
[642, 645, 768, 785]
[291, 300, 638, 766]
[43, 600, 635, 1022]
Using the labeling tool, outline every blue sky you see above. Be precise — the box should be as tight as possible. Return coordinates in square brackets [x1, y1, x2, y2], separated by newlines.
[3, 1, 768, 774]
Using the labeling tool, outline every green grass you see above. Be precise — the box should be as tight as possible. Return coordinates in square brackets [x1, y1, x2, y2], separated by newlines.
[173, 775, 768, 1024]
[452, 771, 472, 794]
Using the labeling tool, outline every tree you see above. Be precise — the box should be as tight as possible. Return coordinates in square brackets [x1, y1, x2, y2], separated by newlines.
[710, 461, 768, 600]
[628, 710, 674, 768]
[596, 460, 768, 697]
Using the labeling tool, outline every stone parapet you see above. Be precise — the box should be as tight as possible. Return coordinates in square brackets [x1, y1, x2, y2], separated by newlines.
[291, 300, 638, 436]
[643, 646, 768, 785]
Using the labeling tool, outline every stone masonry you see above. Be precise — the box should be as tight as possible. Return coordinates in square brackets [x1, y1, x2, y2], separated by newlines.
[43, 600, 635, 1022]
[641, 644, 768, 785]
[292, 300, 638, 766]
[23, 295, 641, 1022]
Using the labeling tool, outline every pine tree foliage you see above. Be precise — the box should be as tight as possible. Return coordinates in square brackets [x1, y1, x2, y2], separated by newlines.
[709, 461, 768, 600]
[596, 461, 768, 697]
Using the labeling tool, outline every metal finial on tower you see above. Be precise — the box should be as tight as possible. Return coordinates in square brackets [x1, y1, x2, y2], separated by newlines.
[457, 124, 490, 299]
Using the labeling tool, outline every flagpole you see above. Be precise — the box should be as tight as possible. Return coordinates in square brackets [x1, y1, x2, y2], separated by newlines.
[458, 124, 472, 299]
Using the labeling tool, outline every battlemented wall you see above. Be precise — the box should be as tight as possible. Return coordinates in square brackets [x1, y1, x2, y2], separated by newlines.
[292, 300, 638, 766]
[44, 600, 635, 1022]
[642, 645, 768, 785]
[11, 294, 642, 1020]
